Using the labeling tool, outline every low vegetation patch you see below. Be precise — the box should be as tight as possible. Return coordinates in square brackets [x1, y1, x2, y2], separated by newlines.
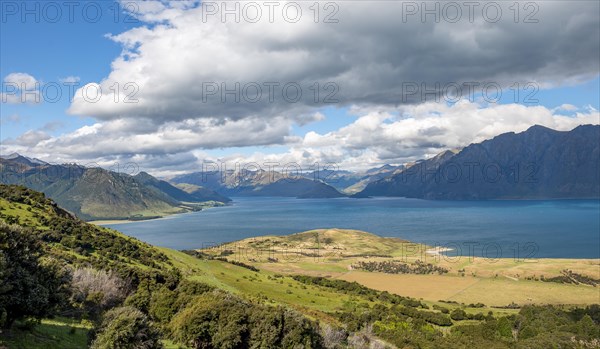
[352, 259, 449, 275]
[183, 250, 260, 271]
[213, 258, 260, 272]
[542, 269, 600, 286]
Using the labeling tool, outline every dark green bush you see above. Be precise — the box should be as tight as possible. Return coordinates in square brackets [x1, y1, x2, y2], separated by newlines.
[450, 308, 468, 321]
[90, 306, 163, 349]
[169, 290, 323, 349]
[0, 222, 70, 328]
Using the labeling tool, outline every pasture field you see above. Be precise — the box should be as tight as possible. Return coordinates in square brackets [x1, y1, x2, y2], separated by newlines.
[197, 228, 600, 307]
[339, 271, 600, 306]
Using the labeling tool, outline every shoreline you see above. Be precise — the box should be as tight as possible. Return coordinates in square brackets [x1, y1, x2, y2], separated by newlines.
[425, 247, 455, 256]
[89, 219, 142, 226]
[91, 212, 191, 226]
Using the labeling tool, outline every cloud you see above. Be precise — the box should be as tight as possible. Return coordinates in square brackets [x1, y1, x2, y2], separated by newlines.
[4, 73, 38, 90]
[42, 121, 65, 132]
[3, 116, 293, 159]
[553, 104, 579, 112]
[2, 73, 41, 104]
[4, 101, 598, 173]
[67, 1, 599, 126]
[0, 113, 21, 124]
[1, 91, 41, 104]
[59, 76, 81, 84]
[191, 100, 600, 171]
[6, 130, 51, 147]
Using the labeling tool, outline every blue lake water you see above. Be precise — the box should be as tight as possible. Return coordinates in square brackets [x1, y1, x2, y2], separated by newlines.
[105, 197, 600, 258]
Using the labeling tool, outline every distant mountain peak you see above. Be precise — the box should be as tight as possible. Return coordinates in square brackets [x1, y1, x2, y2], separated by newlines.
[434, 149, 458, 158]
[526, 124, 552, 131]
[134, 171, 154, 180]
[366, 164, 399, 175]
[0, 152, 48, 166]
[3, 152, 21, 159]
[524, 124, 561, 134]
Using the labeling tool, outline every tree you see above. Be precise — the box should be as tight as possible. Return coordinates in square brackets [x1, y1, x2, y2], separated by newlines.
[576, 314, 598, 338]
[450, 308, 467, 321]
[170, 292, 246, 349]
[0, 221, 70, 328]
[71, 267, 130, 320]
[169, 291, 323, 349]
[90, 306, 163, 349]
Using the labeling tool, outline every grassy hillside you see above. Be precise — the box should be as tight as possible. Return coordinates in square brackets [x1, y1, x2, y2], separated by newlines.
[1, 185, 598, 349]
[0, 185, 174, 275]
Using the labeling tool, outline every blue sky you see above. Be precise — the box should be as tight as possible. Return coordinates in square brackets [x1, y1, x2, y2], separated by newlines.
[1, 1, 599, 173]
[1, 1, 136, 139]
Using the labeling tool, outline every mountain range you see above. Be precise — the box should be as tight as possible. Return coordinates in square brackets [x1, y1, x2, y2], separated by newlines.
[1, 124, 598, 220]
[0, 156, 230, 220]
[170, 169, 346, 198]
[357, 124, 600, 199]
[168, 164, 407, 197]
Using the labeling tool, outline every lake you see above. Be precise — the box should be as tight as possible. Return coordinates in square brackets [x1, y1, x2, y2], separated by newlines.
[104, 197, 600, 258]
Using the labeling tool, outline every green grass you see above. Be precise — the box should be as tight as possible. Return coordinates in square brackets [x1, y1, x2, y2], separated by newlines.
[160, 247, 525, 325]
[0, 318, 90, 349]
[0, 198, 50, 229]
[160, 248, 364, 317]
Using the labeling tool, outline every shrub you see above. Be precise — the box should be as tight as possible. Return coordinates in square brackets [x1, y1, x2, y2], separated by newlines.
[149, 280, 213, 325]
[169, 290, 323, 349]
[90, 306, 163, 349]
[450, 308, 468, 321]
[433, 304, 450, 314]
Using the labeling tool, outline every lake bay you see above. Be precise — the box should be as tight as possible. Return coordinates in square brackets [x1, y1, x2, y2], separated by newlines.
[105, 197, 600, 258]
